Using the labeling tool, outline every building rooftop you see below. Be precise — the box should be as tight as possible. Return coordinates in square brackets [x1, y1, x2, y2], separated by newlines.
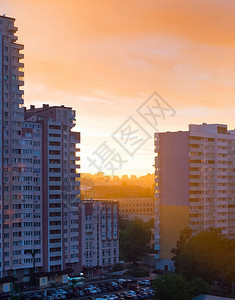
[25, 104, 73, 120]
[0, 14, 15, 21]
[81, 199, 118, 204]
[155, 123, 234, 135]
[0, 275, 17, 284]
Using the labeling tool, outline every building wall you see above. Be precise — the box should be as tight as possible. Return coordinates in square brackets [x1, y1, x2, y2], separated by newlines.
[0, 15, 81, 280]
[159, 205, 189, 261]
[154, 131, 189, 268]
[154, 124, 235, 271]
[117, 197, 154, 222]
[25, 106, 81, 274]
[79, 200, 119, 277]
[0, 15, 28, 277]
[189, 124, 235, 237]
[0, 31, 3, 276]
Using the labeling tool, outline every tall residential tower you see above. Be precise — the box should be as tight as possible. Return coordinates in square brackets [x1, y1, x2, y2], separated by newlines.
[0, 15, 25, 278]
[154, 124, 235, 271]
[0, 16, 81, 282]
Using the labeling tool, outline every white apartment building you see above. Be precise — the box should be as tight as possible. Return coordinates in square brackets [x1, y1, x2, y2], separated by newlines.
[78, 200, 119, 277]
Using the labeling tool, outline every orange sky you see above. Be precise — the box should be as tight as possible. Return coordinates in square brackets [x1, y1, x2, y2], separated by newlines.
[2, 0, 235, 175]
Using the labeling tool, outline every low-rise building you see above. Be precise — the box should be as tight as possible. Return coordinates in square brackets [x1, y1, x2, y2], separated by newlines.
[117, 198, 154, 222]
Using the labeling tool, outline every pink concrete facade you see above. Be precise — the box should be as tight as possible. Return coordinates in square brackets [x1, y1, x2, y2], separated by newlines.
[155, 124, 235, 271]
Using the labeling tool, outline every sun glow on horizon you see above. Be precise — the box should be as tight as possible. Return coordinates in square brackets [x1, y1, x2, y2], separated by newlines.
[2, 0, 235, 175]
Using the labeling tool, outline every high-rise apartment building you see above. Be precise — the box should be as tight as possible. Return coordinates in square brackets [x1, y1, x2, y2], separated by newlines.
[24, 105, 81, 276]
[78, 200, 119, 278]
[154, 123, 235, 271]
[0, 15, 81, 282]
[0, 15, 26, 278]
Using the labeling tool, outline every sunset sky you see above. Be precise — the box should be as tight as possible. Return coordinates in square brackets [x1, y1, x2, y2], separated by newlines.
[2, 0, 235, 176]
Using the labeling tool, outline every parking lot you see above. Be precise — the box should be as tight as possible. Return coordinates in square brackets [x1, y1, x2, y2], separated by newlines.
[71, 279, 155, 299]
[0, 278, 155, 300]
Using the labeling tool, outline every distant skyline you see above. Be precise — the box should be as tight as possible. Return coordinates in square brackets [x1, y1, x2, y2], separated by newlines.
[2, 0, 235, 175]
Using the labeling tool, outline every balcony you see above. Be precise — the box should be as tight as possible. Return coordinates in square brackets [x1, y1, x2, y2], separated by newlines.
[190, 185, 204, 191]
[8, 23, 18, 32]
[18, 80, 24, 86]
[217, 215, 228, 221]
[155, 145, 160, 153]
[14, 43, 24, 50]
[18, 53, 24, 59]
[190, 163, 204, 168]
[190, 155, 203, 161]
[10, 34, 18, 42]
[189, 140, 203, 146]
[190, 178, 203, 183]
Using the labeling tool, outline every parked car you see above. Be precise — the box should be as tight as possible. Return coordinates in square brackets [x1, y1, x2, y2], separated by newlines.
[125, 296, 137, 300]
[90, 288, 98, 295]
[128, 291, 137, 296]
[87, 285, 96, 289]
[64, 291, 74, 299]
[107, 295, 118, 300]
[105, 285, 114, 292]
[84, 288, 92, 295]
[56, 289, 67, 295]
[53, 291, 66, 300]
[135, 294, 145, 300]
[52, 295, 65, 300]
[128, 284, 137, 291]
[117, 279, 126, 283]
[141, 292, 149, 299]
[99, 286, 107, 293]
[74, 290, 85, 297]
[29, 293, 43, 300]
[138, 280, 151, 286]
[117, 292, 129, 298]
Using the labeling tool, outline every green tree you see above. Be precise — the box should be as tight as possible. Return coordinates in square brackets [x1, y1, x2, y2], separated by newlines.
[119, 217, 130, 230]
[153, 273, 209, 300]
[171, 227, 192, 269]
[146, 217, 154, 229]
[188, 277, 210, 297]
[224, 238, 235, 283]
[112, 263, 125, 272]
[119, 218, 151, 262]
[153, 273, 191, 300]
[172, 228, 235, 284]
